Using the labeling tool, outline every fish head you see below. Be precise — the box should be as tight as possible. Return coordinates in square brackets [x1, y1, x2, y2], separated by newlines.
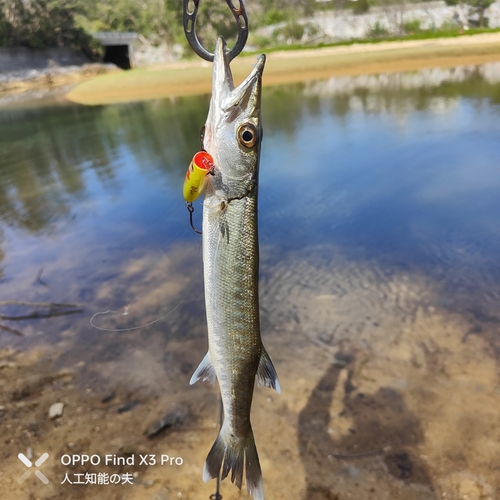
[203, 37, 265, 200]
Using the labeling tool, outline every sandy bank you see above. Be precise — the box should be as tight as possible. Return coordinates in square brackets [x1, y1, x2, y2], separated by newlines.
[0, 64, 117, 107]
[65, 32, 500, 106]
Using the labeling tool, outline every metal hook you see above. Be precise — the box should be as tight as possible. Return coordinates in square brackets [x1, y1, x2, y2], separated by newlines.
[186, 202, 202, 235]
[183, 0, 249, 63]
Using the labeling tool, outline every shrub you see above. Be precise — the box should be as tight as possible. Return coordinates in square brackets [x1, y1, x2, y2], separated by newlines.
[281, 20, 305, 41]
[262, 7, 287, 26]
[352, 0, 371, 15]
[369, 21, 389, 37]
[403, 19, 421, 34]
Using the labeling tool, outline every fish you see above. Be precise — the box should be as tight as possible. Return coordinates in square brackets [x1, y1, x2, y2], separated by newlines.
[189, 37, 280, 500]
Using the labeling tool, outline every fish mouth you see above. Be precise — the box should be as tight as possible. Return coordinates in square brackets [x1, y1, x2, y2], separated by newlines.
[212, 36, 265, 109]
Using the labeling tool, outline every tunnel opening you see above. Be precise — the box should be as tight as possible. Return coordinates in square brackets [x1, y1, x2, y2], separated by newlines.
[103, 45, 131, 70]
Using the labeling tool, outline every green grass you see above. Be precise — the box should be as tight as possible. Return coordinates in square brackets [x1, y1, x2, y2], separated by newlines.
[239, 26, 500, 57]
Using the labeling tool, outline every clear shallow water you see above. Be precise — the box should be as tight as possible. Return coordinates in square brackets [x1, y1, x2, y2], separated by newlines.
[0, 63, 500, 346]
[2, 63, 500, 500]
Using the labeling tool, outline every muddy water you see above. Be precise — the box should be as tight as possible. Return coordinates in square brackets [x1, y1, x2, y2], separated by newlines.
[1, 63, 500, 500]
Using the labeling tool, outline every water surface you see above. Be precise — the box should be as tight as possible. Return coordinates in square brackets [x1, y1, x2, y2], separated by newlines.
[1, 62, 500, 500]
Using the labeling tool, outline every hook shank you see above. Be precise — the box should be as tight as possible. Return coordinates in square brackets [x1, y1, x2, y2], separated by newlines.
[183, 0, 249, 63]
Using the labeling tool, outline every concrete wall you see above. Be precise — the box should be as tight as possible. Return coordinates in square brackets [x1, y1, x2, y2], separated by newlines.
[0, 47, 90, 73]
[311, 0, 500, 40]
[256, 0, 500, 41]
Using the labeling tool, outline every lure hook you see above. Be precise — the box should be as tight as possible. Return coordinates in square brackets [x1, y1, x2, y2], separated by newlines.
[183, 0, 249, 63]
[186, 202, 202, 235]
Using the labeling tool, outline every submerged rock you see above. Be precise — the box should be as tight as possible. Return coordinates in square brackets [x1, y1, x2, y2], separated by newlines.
[145, 408, 187, 439]
[49, 402, 64, 419]
[117, 400, 139, 413]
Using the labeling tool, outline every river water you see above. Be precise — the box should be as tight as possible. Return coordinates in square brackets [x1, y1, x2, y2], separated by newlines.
[1, 63, 500, 499]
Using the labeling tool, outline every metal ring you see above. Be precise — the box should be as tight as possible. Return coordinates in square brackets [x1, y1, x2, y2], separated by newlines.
[183, 0, 249, 63]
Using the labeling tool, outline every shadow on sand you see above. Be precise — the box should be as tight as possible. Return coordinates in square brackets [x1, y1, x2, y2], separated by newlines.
[298, 353, 433, 499]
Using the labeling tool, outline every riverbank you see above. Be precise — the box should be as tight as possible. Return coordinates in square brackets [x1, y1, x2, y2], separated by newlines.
[64, 32, 500, 105]
[0, 64, 117, 107]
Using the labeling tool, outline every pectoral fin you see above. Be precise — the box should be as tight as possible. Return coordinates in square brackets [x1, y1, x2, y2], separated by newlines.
[190, 352, 216, 385]
[256, 347, 281, 394]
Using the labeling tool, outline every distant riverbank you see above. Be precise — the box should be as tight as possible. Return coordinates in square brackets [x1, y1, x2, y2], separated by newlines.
[2, 32, 500, 107]
[0, 64, 116, 107]
[66, 32, 500, 105]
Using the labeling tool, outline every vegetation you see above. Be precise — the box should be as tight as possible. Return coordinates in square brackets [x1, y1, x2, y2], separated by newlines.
[0, 0, 498, 54]
[0, 0, 179, 52]
[0, 0, 96, 52]
[351, 0, 371, 15]
[369, 21, 390, 37]
[444, 0, 495, 26]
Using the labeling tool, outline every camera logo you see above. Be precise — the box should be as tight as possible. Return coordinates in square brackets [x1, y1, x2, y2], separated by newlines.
[18, 452, 50, 484]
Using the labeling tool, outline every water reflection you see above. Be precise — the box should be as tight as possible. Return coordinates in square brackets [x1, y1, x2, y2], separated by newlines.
[0, 97, 211, 236]
[1, 61, 500, 499]
[302, 62, 500, 114]
[0, 62, 499, 324]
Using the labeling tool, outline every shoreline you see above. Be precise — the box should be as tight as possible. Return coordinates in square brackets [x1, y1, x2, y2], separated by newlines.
[65, 32, 500, 105]
[0, 64, 117, 108]
[1, 32, 500, 107]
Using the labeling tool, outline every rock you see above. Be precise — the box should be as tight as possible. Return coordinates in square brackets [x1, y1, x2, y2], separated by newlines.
[145, 408, 187, 438]
[117, 400, 139, 413]
[101, 392, 116, 403]
[49, 402, 64, 419]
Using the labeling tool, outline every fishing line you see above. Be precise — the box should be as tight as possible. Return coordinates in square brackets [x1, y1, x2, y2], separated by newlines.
[89, 301, 182, 332]
[209, 396, 224, 500]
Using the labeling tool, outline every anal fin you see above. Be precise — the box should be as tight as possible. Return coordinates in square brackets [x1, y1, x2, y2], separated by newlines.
[257, 347, 281, 394]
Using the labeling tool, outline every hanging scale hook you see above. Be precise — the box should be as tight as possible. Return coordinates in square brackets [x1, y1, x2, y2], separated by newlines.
[183, 0, 249, 63]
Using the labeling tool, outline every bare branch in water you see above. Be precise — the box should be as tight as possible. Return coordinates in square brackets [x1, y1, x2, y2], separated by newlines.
[0, 301, 84, 332]
[0, 324, 24, 337]
[0, 309, 83, 321]
[0, 300, 81, 308]
[34, 267, 49, 287]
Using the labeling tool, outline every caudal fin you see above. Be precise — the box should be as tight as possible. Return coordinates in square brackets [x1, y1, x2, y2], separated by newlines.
[203, 427, 264, 500]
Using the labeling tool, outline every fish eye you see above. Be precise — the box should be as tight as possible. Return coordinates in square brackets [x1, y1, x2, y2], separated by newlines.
[237, 123, 258, 148]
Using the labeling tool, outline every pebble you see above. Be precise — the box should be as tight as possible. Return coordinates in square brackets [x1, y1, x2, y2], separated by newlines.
[145, 408, 187, 438]
[117, 400, 139, 413]
[49, 402, 64, 419]
[101, 392, 116, 403]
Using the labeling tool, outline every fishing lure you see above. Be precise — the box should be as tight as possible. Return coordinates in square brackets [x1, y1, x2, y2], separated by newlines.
[183, 151, 214, 203]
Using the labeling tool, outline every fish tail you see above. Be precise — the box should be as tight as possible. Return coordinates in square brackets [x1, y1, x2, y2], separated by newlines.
[203, 425, 264, 500]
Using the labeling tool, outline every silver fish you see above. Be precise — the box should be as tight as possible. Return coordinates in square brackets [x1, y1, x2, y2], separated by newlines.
[189, 37, 280, 500]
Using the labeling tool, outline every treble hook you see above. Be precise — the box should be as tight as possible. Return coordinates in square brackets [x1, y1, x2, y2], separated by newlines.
[183, 0, 249, 63]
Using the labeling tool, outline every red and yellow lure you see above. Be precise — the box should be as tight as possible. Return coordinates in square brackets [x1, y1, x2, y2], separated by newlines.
[183, 150, 214, 234]
[183, 151, 214, 203]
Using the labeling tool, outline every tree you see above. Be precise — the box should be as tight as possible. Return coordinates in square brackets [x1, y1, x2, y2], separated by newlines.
[445, 0, 494, 27]
[0, 0, 97, 52]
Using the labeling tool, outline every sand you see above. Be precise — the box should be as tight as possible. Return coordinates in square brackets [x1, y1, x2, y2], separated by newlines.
[1, 242, 499, 500]
[64, 32, 500, 105]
